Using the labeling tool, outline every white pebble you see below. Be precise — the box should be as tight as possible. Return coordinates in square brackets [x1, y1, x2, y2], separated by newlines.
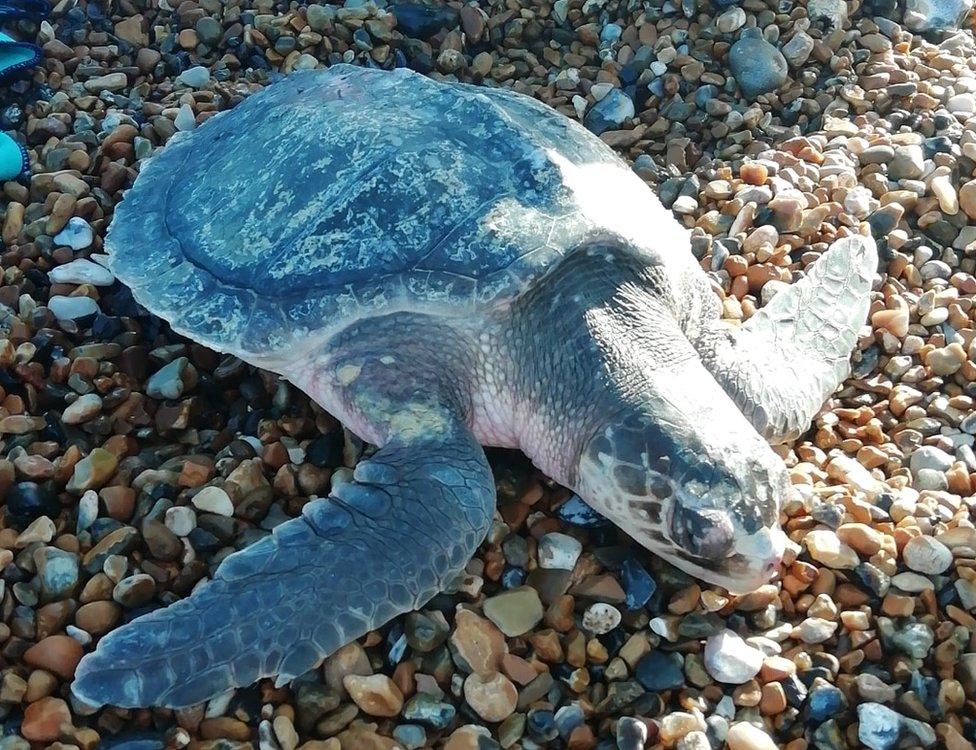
[931, 174, 959, 215]
[49, 258, 114, 286]
[727, 722, 778, 750]
[715, 6, 746, 32]
[704, 629, 764, 684]
[175, 103, 196, 132]
[804, 529, 859, 569]
[590, 82, 613, 100]
[947, 93, 976, 114]
[796, 617, 838, 644]
[77, 490, 98, 534]
[165, 506, 198, 536]
[176, 65, 211, 88]
[48, 295, 98, 320]
[537, 532, 582, 570]
[843, 186, 873, 218]
[66, 625, 92, 646]
[891, 572, 934, 592]
[677, 730, 712, 750]
[826, 455, 882, 498]
[52, 217, 93, 250]
[62, 393, 102, 424]
[192, 486, 234, 516]
[956, 579, 976, 610]
[582, 603, 621, 634]
[572, 95, 587, 120]
[902, 535, 952, 575]
[909, 446, 953, 474]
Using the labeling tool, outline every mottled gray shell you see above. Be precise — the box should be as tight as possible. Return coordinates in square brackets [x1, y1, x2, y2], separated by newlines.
[107, 64, 688, 367]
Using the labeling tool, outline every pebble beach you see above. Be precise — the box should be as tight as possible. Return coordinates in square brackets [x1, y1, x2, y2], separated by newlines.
[1, 0, 976, 747]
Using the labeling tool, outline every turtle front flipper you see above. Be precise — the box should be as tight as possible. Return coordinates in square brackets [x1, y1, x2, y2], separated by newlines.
[71, 423, 495, 709]
[693, 234, 877, 443]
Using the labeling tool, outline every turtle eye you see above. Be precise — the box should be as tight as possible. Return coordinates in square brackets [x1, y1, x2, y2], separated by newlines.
[670, 504, 735, 561]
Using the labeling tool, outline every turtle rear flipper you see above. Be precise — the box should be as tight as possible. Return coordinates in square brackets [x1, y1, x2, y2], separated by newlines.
[71, 424, 495, 709]
[695, 235, 877, 444]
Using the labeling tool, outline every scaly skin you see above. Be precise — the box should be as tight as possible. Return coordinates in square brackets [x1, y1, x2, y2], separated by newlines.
[499, 236, 789, 592]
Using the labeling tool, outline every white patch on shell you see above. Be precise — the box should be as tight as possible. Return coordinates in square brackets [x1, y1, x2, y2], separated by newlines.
[335, 363, 362, 386]
[546, 149, 696, 278]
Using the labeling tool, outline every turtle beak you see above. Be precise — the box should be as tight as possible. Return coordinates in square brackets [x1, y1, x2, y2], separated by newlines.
[655, 524, 786, 596]
[733, 525, 787, 579]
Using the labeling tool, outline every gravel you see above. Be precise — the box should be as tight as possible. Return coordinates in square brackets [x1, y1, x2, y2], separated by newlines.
[1, 0, 976, 746]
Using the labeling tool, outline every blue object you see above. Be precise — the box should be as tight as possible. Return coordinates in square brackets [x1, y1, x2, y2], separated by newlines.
[600, 626, 628, 656]
[857, 704, 905, 750]
[101, 734, 166, 750]
[5, 481, 59, 529]
[353, 27, 372, 51]
[619, 46, 653, 85]
[556, 495, 610, 527]
[635, 650, 684, 691]
[554, 704, 585, 739]
[0, 0, 48, 22]
[584, 89, 635, 136]
[527, 709, 558, 742]
[600, 23, 622, 45]
[728, 28, 788, 99]
[0, 31, 42, 87]
[501, 567, 526, 589]
[783, 674, 809, 707]
[386, 621, 408, 665]
[402, 695, 456, 729]
[910, 671, 942, 717]
[621, 557, 657, 610]
[807, 681, 847, 723]
[392, 724, 427, 750]
[390, 2, 457, 39]
[694, 84, 719, 109]
[661, 97, 696, 121]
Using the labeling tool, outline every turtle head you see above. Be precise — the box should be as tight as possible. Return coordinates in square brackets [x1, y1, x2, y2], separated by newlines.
[576, 408, 789, 595]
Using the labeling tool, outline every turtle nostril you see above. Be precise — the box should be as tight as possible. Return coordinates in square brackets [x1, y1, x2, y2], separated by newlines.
[671, 505, 735, 561]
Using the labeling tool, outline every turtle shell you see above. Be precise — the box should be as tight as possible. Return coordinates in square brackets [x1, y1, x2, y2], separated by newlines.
[107, 64, 688, 368]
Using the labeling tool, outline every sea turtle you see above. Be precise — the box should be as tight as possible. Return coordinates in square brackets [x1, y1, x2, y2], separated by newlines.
[72, 64, 877, 709]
